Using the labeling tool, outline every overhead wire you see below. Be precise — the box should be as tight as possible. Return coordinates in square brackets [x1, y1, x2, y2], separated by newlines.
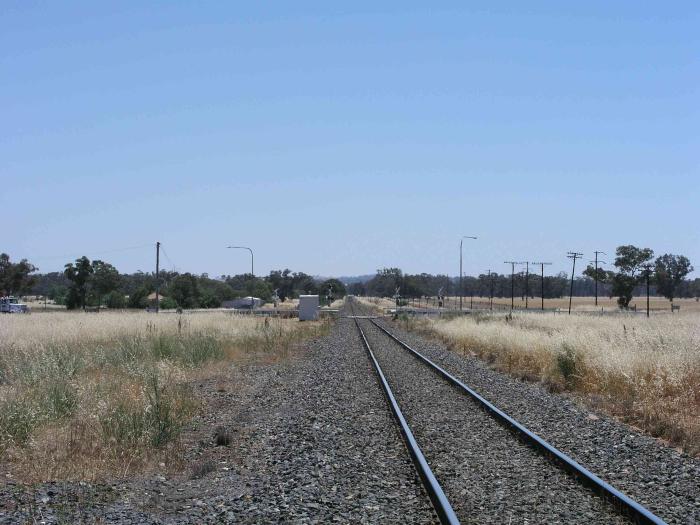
[31, 243, 154, 262]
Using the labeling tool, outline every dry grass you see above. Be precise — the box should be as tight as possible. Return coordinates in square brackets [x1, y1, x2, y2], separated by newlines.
[353, 296, 396, 311]
[441, 296, 700, 312]
[0, 311, 329, 482]
[407, 311, 700, 455]
[259, 298, 300, 310]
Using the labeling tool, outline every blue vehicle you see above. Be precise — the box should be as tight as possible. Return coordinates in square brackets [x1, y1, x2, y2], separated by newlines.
[0, 296, 29, 313]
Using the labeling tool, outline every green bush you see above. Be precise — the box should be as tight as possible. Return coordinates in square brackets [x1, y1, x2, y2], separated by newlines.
[556, 343, 580, 386]
[158, 296, 178, 310]
[105, 291, 127, 309]
[128, 287, 150, 309]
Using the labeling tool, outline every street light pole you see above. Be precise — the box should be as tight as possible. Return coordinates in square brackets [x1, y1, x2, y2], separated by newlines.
[460, 236, 477, 310]
[227, 246, 255, 310]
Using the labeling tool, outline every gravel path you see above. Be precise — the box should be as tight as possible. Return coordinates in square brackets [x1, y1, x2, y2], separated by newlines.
[0, 309, 437, 524]
[358, 318, 630, 524]
[371, 314, 700, 524]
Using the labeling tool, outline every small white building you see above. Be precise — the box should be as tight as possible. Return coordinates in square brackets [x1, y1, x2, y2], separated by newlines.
[298, 295, 319, 321]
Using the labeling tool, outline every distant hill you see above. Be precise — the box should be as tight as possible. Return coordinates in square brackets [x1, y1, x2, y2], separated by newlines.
[313, 274, 375, 285]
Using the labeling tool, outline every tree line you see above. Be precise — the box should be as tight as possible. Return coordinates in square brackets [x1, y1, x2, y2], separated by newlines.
[0, 253, 346, 310]
[349, 246, 697, 308]
[1, 244, 696, 310]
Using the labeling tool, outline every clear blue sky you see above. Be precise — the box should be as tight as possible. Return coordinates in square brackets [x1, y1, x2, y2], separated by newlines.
[2, 2, 698, 279]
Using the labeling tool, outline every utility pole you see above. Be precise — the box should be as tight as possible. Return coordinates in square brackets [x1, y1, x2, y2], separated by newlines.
[504, 261, 523, 310]
[567, 252, 583, 315]
[642, 263, 653, 318]
[531, 262, 552, 311]
[486, 270, 495, 310]
[592, 251, 606, 307]
[460, 236, 477, 310]
[524, 262, 530, 309]
[155, 241, 160, 313]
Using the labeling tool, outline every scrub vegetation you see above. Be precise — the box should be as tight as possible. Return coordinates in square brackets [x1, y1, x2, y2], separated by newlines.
[0, 311, 329, 481]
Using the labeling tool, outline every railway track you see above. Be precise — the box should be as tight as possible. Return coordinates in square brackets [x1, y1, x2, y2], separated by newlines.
[348, 299, 666, 525]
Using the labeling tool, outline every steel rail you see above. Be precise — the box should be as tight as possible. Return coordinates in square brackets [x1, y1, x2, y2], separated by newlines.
[351, 311, 460, 525]
[368, 318, 667, 525]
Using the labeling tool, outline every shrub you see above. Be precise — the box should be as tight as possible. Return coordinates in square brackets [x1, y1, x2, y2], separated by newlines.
[105, 291, 127, 309]
[556, 344, 580, 386]
[158, 296, 178, 310]
[128, 287, 150, 309]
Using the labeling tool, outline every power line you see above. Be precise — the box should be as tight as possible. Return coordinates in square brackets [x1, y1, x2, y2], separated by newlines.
[504, 261, 525, 310]
[566, 252, 583, 314]
[531, 262, 552, 311]
[158, 245, 177, 272]
[31, 243, 154, 261]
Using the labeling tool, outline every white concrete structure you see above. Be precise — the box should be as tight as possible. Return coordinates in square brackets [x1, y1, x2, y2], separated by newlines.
[298, 295, 319, 321]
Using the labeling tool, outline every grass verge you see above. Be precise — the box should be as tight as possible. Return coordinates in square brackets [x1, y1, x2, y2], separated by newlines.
[0, 311, 329, 481]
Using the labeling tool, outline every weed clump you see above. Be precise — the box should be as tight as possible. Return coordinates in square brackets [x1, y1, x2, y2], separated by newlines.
[214, 425, 232, 447]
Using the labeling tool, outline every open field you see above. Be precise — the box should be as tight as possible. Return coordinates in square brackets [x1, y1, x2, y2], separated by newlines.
[356, 295, 700, 313]
[402, 310, 700, 455]
[18, 298, 66, 311]
[0, 311, 329, 482]
[445, 295, 700, 312]
[353, 296, 397, 311]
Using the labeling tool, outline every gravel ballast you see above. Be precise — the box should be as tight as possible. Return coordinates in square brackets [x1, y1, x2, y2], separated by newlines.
[358, 318, 631, 524]
[0, 312, 436, 524]
[371, 314, 700, 524]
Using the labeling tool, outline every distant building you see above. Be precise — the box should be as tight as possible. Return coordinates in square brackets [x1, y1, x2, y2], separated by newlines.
[222, 297, 264, 309]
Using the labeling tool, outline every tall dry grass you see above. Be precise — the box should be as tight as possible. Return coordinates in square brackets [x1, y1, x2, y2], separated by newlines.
[353, 296, 395, 312]
[410, 311, 700, 455]
[0, 311, 329, 481]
